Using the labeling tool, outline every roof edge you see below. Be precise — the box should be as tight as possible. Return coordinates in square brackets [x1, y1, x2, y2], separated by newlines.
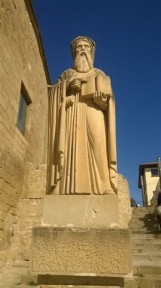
[24, 0, 51, 84]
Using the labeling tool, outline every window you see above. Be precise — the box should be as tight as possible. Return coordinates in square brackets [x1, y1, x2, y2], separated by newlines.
[16, 83, 31, 135]
[151, 168, 159, 177]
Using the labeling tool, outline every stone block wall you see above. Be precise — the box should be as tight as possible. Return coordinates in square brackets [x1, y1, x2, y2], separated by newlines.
[118, 174, 132, 228]
[0, 0, 49, 267]
[22, 163, 47, 199]
[0, 162, 47, 271]
[5, 198, 44, 264]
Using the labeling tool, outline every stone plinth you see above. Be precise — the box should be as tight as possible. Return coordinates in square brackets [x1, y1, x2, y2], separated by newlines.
[30, 227, 132, 275]
[42, 195, 119, 228]
[26, 194, 132, 286]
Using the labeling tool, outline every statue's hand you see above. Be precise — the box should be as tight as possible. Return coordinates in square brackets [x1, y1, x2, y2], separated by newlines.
[69, 79, 82, 93]
[93, 92, 110, 110]
[66, 95, 74, 108]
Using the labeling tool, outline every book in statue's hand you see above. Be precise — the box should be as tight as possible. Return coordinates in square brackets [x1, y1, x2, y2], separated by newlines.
[81, 74, 111, 99]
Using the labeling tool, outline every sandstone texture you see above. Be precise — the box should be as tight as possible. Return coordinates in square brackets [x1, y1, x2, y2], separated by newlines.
[30, 227, 132, 275]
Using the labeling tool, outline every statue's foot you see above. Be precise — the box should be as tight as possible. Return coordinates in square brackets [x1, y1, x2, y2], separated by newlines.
[103, 189, 114, 195]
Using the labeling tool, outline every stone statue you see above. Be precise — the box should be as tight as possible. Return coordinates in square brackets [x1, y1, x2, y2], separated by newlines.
[47, 36, 117, 195]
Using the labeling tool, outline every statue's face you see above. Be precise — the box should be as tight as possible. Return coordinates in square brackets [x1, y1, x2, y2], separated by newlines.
[75, 40, 91, 56]
[74, 39, 93, 72]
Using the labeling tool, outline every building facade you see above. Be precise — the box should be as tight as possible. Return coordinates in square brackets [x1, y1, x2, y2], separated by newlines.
[138, 162, 160, 206]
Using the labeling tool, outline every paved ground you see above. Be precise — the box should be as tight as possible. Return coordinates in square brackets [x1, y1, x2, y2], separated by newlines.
[0, 264, 28, 288]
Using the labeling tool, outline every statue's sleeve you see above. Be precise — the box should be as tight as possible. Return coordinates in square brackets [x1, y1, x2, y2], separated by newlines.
[47, 84, 60, 193]
[107, 79, 118, 193]
[56, 69, 73, 83]
[47, 81, 66, 194]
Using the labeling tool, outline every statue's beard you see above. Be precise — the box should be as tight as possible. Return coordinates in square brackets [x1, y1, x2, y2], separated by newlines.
[74, 51, 93, 72]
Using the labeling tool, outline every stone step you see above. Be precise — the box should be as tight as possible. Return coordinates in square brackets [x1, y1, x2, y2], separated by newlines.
[132, 235, 161, 242]
[130, 224, 159, 230]
[132, 239, 161, 245]
[132, 248, 161, 256]
[131, 211, 156, 216]
[131, 244, 161, 254]
[131, 221, 158, 227]
[130, 215, 157, 222]
[131, 232, 160, 236]
[132, 208, 155, 214]
[130, 224, 159, 232]
[131, 228, 160, 233]
[130, 208, 161, 287]
[131, 213, 157, 220]
[131, 230, 161, 236]
[130, 216, 157, 222]
[130, 219, 157, 224]
[131, 223, 159, 229]
[130, 231, 161, 235]
[130, 221, 157, 227]
[131, 211, 156, 218]
[133, 263, 161, 276]
[131, 219, 157, 224]
[124, 275, 161, 288]
[131, 231, 160, 236]
[132, 244, 161, 253]
[135, 276, 161, 288]
[132, 253, 161, 262]
[132, 207, 156, 211]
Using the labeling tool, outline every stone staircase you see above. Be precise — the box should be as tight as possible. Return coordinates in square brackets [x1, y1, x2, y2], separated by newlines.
[130, 206, 161, 288]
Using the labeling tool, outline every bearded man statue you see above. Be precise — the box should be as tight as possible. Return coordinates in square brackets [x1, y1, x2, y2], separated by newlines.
[47, 36, 117, 195]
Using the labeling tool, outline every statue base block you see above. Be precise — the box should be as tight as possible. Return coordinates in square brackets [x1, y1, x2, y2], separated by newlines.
[30, 227, 132, 276]
[24, 195, 132, 286]
[42, 195, 119, 228]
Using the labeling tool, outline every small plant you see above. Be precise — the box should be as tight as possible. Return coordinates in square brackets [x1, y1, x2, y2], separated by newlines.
[134, 271, 144, 277]
[28, 280, 37, 286]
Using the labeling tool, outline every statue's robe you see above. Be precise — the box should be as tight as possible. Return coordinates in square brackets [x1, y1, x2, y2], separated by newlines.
[47, 68, 117, 195]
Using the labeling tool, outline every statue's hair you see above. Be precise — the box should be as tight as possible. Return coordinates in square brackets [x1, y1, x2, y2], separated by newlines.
[71, 36, 95, 61]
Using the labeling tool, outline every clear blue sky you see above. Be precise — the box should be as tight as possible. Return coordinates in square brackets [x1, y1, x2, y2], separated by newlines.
[32, 0, 161, 204]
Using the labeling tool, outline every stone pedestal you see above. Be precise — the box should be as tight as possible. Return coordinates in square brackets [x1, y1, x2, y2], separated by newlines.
[26, 195, 132, 286]
[42, 195, 119, 228]
[30, 227, 131, 275]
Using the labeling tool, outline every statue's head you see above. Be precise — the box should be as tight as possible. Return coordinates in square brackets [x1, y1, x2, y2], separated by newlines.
[71, 36, 95, 72]
[71, 36, 95, 60]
